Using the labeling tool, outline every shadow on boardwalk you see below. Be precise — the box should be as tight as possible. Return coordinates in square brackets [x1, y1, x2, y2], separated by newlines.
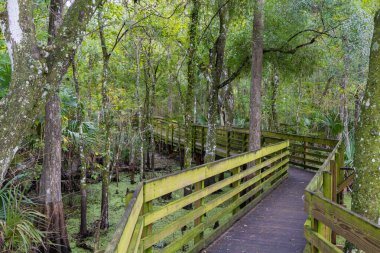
[205, 168, 314, 253]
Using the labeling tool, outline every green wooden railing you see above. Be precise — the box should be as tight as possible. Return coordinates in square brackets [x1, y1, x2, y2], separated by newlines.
[153, 117, 336, 171]
[303, 139, 380, 252]
[106, 119, 380, 253]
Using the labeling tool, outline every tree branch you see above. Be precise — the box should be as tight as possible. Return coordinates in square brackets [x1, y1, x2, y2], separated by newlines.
[218, 56, 249, 89]
[198, 0, 232, 45]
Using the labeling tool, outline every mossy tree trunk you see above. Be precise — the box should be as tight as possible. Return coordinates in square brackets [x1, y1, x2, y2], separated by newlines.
[352, 8, 380, 226]
[184, 0, 200, 170]
[249, 0, 264, 152]
[183, 0, 200, 201]
[204, 0, 228, 164]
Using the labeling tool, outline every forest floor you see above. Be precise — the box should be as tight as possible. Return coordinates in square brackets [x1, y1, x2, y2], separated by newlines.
[64, 153, 181, 252]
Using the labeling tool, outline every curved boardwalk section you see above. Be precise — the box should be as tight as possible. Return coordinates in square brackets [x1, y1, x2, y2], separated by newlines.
[205, 168, 313, 253]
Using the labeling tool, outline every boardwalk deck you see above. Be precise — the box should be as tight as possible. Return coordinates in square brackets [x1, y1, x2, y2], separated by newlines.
[205, 167, 314, 253]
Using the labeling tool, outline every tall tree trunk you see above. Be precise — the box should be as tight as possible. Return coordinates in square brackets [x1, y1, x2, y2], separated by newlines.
[40, 92, 70, 253]
[72, 57, 88, 237]
[184, 0, 200, 170]
[352, 8, 380, 226]
[98, 7, 111, 230]
[249, 0, 264, 152]
[39, 1, 71, 251]
[345, 10, 380, 252]
[204, 0, 228, 163]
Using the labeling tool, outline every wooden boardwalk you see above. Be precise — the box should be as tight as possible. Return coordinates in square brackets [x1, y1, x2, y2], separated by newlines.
[205, 167, 314, 253]
[108, 119, 378, 253]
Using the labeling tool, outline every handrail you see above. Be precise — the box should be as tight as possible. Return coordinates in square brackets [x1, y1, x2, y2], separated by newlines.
[303, 139, 380, 252]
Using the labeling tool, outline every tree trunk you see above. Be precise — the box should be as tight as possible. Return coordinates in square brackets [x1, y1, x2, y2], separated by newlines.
[352, 8, 380, 225]
[39, 1, 71, 251]
[344, 10, 380, 251]
[249, 0, 264, 152]
[204, 0, 228, 163]
[184, 0, 200, 172]
[40, 92, 70, 253]
[72, 57, 88, 237]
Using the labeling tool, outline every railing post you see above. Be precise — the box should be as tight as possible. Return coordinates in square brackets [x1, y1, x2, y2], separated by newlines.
[159, 120, 163, 153]
[336, 143, 345, 205]
[201, 127, 205, 157]
[192, 125, 196, 153]
[303, 141, 308, 170]
[179, 123, 182, 148]
[321, 167, 333, 242]
[171, 123, 174, 151]
[165, 122, 169, 147]
[311, 217, 319, 253]
[193, 179, 204, 244]
[227, 130, 231, 157]
[331, 154, 339, 244]
[232, 166, 241, 215]
[143, 195, 153, 253]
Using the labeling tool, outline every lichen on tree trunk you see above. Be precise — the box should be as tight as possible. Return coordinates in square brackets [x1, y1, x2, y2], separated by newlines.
[249, 0, 264, 152]
[184, 0, 200, 170]
[351, 8, 380, 226]
[204, 0, 228, 164]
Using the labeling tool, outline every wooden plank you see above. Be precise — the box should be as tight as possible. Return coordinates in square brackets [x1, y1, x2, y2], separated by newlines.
[304, 191, 380, 253]
[143, 141, 289, 202]
[105, 184, 144, 253]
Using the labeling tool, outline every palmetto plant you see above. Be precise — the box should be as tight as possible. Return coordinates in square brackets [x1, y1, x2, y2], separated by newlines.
[0, 178, 46, 252]
[320, 112, 343, 138]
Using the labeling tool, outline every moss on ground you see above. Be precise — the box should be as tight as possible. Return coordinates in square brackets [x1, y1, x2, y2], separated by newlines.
[64, 156, 182, 252]
[64, 173, 141, 252]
